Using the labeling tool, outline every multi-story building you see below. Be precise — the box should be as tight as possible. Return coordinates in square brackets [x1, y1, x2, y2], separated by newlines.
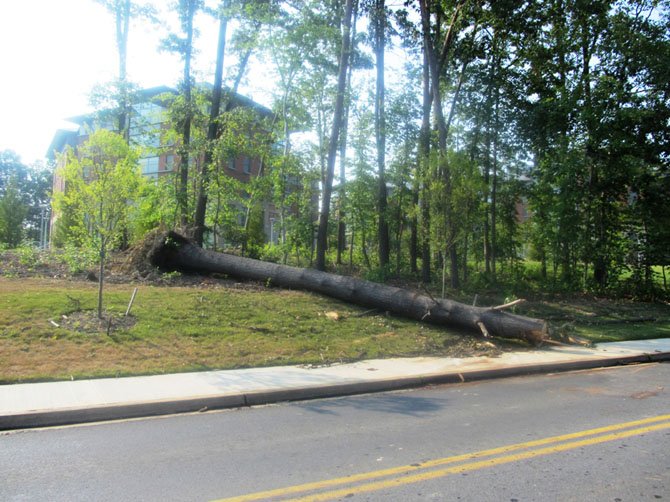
[47, 86, 286, 246]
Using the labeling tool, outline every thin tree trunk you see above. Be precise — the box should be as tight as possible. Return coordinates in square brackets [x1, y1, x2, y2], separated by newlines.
[280, 89, 292, 263]
[178, 0, 196, 228]
[410, 188, 418, 274]
[98, 244, 105, 320]
[395, 182, 405, 276]
[360, 217, 371, 269]
[491, 90, 499, 282]
[462, 231, 468, 283]
[336, 2, 358, 266]
[116, 0, 131, 141]
[419, 0, 462, 289]
[482, 47, 496, 279]
[419, 42, 432, 283]
[349, 223, 355, 271]
[97, 201, 105, 320]
[193, 3, 229, 246]
[316, 0, 355, 271]
[375, 0, 390, 268]
[213, 191, 221, 251]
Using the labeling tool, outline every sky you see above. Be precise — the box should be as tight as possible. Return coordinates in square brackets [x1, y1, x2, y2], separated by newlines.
[0, 0, 256, 166]
[0, 1, 408, 167]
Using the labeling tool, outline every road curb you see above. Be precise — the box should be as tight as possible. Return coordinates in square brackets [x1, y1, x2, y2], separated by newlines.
[2, 352, 669, 430]
[0, 393, 246, 430]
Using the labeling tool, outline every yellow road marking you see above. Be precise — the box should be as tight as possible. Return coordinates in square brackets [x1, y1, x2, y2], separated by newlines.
[290, 421, 670, 501]
[216, 414, 670, 502]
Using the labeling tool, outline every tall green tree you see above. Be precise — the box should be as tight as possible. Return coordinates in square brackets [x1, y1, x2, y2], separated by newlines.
[0, 180, 27, 248]
[93, 0, 156, 139]
[315, 0, 355, 271]
[162, 0, 202, 227]
[372, 0, 390, 268]
[193, 0, 230, 246]
[418, 0, 465, 287]
[0, 151, 52, 246]
[54, 130, 142, 318]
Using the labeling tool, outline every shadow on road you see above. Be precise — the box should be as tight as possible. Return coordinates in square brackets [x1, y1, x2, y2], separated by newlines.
[296, 393, 448, 417]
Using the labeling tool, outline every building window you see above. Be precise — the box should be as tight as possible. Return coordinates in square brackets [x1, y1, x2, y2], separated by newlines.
[243, 157, 252, 174]
[139, 156, 159, 177]
[269, 215, 279, 244]
[165, 154, 175, 172]
[228, 158, 236, 170]
[234, 203, 246, 226]
[129, 124, 160, 149]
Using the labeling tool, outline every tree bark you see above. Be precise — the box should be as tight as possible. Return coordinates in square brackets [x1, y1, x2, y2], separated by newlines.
[177, 0, 197, 228]
[375, 0, 390, 268]
[316, 0, 354, 271]
[409, 187, 418, 274]
[193, 2, 229, 246]
[419, 0, 462, 288]
[336, 1, 358, 266]
[149, 232, 549, 345]
[116, 0, 131, 141]
[418, 42, 432, 283]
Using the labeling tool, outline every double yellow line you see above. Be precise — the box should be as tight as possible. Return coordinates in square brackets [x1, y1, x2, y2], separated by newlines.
[217, 413, 670, 502]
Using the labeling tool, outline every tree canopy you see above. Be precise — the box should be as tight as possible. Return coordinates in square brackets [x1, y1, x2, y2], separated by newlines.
[13, 0, 668, 299]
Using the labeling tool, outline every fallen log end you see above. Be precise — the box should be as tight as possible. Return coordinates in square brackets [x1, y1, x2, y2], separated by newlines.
[479, 310, 549, 346]
[146, 231, 191, 272]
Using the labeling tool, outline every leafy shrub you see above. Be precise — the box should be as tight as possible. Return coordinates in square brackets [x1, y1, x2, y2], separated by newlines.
[58, 244, 98, 274]
[15, 245, 40, 268]
[260, 243, 283, 263]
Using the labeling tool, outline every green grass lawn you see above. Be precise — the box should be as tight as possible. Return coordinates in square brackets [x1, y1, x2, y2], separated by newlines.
[517, 296, 670, 343]
[0, 277, 479, 383]
[1, 276, 668, 384]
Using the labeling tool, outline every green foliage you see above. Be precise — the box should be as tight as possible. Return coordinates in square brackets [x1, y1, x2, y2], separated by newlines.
[53, 130, 143, 317]
[53, 130, 142, 250]
[0, 180, 27, 247]
[0, 150, 51, 246]
[133, 176, 177, 237]
[244, 204, 267, 258]
[36, 0, 669, 301]
[14, 245, 40, 269]
[260, 243, 283, 263]
[57, 244, 99, 274]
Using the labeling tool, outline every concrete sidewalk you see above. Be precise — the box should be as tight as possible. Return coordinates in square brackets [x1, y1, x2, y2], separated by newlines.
[2, 339, 669, 430]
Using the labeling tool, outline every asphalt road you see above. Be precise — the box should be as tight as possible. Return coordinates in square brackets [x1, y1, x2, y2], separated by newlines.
[1, 363, 668, 501]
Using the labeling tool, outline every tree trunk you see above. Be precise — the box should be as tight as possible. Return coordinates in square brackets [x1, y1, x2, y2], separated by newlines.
[193, 3, 229, 246]
[149, 232, 549, 345]
[116, 0, 131, 141]
[375, 0, 390, 268]
[419, 0, 462, 289]
[336, 1, 358, 266]
[177, 0, 197, 228]
[315, 0, 355, 271]
[395, 181, 406, 276]
[419, 43, 432, 283]
[410, 187, 418, 274]
[491, 89, 499, 282]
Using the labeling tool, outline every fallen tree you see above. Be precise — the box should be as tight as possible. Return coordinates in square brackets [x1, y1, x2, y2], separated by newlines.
[148, 232, 549, 345]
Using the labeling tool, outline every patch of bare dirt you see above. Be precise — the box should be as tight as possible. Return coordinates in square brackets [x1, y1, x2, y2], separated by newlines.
[54, 311, 137, 335]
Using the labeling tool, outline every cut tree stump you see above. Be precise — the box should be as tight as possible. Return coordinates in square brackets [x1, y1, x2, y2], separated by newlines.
[148, 232, 549, 345]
